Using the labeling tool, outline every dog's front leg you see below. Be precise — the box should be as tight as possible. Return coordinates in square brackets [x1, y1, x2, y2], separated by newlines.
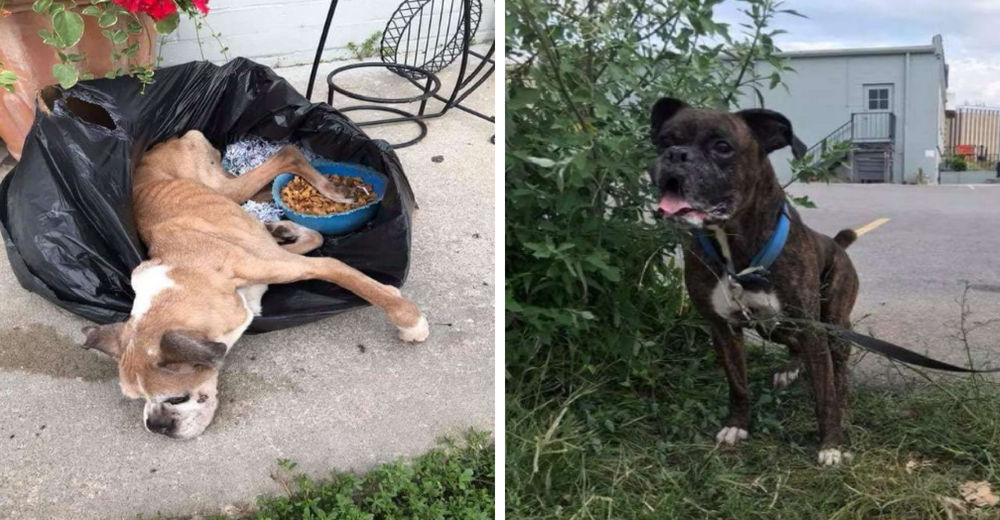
[710, 322, 750, 446]
[216, 146, 355, 204]
[790, 329, 844, 466]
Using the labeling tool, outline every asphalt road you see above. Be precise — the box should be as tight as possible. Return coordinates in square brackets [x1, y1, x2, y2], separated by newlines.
[786, 183, 1000, 384]
[0, 57, 495, 519]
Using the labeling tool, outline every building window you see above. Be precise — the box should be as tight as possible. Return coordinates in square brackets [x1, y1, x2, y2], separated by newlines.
[865, 85, 892, 111]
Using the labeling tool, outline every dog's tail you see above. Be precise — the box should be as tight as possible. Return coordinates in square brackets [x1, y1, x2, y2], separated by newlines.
[834, 229, 857, 249]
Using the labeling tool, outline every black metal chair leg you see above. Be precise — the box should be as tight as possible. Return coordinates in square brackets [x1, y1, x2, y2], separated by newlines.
[418, 76, 433, 116]
[307, 0, 340, 101]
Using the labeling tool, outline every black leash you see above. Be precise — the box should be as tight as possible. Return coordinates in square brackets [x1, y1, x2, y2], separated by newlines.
[717, 134, 990, 373]
[768, 317, 1000, 374]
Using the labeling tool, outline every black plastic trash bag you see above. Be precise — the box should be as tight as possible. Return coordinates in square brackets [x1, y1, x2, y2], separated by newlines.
[0, 58, 416, 332]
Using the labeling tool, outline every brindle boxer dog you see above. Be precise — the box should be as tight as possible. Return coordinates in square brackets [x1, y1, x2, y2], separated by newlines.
[648, 98, 859, 466]
[81, 130, 429, 439]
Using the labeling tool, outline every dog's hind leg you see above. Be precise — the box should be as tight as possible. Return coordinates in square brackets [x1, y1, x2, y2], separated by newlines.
[772, 354, 803, 389]
[264, 221, 323, 255]
[215, 146, 356, 204]
[758, 327, 802, 388]
[710, 322, 751, 446]
[822, 252, 859, 420]
[233, 250, 428, 342]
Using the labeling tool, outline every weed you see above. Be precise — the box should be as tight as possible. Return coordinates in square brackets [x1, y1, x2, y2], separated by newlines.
[140, 432, 493, 519]
[252, 431, 493, 519]
[347, 31, 383, 61]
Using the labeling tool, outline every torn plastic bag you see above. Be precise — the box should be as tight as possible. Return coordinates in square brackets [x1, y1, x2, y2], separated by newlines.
[0, 58, 416, 333]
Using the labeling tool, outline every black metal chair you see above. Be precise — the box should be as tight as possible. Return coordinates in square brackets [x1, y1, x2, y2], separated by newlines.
[306, 0, 494, 148]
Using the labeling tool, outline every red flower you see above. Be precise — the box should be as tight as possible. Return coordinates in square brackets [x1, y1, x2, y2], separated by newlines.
[112, 0, 145, 11]
[191, 0, 209, 15]
[145, 0, 177, 20]
[112, 0, 179, 20]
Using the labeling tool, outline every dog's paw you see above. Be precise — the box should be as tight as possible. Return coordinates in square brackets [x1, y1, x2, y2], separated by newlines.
[715, 426, 748, 446]
[817, 448, 851, 466]
[772, 367, 801, 389]
[397, 315, 429, 343]
[319, 178, 356, 204]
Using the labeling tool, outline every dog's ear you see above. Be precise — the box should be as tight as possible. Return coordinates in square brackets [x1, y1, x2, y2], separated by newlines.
[81, 323, 125, 359]
[737, 109, 795, 154]
[158, 330, 227, 369]
[650, 97, 688, 143]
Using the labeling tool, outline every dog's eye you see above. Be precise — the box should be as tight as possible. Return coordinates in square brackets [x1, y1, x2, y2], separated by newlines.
[712, 140, 733, 154]
[166, 394, 190, 405]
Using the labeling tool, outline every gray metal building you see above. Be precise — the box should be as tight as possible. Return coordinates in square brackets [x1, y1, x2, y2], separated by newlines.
[740, 35, 949, 184]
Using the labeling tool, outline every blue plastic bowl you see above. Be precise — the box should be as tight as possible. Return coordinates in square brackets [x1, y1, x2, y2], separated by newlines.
[272, 161, 387, 235]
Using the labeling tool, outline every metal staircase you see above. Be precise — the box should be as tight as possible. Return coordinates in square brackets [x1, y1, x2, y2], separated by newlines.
[803, 112, 896, 183]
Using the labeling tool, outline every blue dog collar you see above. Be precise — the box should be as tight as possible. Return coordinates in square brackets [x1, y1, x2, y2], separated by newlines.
[693, 202, 790, 287]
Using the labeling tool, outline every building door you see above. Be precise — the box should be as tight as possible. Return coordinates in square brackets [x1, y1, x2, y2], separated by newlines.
[856, 84, 895, 140]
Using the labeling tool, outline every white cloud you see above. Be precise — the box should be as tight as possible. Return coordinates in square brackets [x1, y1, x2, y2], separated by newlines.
[949, 57, 1000, 107]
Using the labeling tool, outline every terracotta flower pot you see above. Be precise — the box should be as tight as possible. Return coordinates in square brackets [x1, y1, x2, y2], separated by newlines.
[0, 0, 156, 160]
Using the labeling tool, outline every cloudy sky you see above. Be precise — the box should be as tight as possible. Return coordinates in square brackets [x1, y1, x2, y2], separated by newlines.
[714, 0, 1000, 107]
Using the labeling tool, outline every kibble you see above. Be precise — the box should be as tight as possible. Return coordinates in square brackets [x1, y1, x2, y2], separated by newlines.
[280, 175, 376, 215]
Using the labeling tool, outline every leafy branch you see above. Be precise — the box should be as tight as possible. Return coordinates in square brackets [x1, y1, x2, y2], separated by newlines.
[506, 0, 798, 349]
[783, 140, 851, 207]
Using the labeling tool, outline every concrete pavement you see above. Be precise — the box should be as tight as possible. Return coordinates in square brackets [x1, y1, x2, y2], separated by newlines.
[0, 54, 495, 519]
[786, 183, 1000, 384]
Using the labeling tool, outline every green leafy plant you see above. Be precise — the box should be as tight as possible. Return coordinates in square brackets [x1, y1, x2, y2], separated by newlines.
[947, 156, 968, 171]
[0, 62, 16, 93]
[253, 432, 494, 520]
[346, 31, 382, 60]
[506, 0, 799, 360]
[783, 140, 852, 207]
[0, 0, 225, 90]
[788, 140, 852, 185]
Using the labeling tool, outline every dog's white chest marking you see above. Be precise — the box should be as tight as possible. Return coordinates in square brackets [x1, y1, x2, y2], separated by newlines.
[131, 265, 176, 320]
[710, 279, 781, 321]
[216, 285, 268, 349]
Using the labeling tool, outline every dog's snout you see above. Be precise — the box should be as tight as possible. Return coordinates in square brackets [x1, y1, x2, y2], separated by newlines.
[146, 415, 174, 435]
[665, 145, 694, 164]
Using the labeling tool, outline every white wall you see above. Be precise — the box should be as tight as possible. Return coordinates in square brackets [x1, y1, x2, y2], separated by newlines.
[159, 0, 495, 68]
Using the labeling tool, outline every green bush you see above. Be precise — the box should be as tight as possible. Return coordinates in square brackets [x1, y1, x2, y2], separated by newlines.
[948, 156, 968, 171]
[505, 0, 796, 367]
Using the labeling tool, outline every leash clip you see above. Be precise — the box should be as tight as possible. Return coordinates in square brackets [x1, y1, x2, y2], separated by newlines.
[735, 268, 773, 292]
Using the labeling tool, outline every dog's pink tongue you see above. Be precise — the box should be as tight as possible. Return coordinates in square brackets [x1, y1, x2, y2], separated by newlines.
[658, 193, 692, 215]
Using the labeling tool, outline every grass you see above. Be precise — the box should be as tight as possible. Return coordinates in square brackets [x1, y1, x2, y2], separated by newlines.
[145, 431, 494, 520]
[347, 31, 383, 61]
[507, 335, 1000, 519]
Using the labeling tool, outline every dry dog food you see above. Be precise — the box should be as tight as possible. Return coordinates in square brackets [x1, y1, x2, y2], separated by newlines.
[280, 175, 376, 215]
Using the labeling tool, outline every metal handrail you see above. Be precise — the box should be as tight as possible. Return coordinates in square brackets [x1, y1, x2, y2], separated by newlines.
[804, 119, 852, 158]
[803, 112, 896, 159]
